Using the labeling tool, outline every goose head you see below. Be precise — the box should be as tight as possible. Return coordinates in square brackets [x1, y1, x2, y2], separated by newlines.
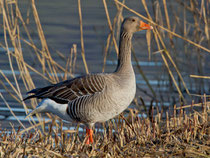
[121, 16, 153, 33]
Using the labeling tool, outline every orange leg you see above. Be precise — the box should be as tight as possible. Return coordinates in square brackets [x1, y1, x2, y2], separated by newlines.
[86, 128, 94, 144]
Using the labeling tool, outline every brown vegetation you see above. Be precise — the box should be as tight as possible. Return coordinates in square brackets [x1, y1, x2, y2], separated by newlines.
[0, 0, 209, 157]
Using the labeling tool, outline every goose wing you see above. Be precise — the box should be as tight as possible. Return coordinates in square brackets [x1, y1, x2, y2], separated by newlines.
[23, 74, 106, 104]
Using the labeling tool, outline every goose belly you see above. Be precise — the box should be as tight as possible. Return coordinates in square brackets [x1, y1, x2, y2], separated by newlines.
[67, 77, 136, 124]
[88, 82, 136, 123]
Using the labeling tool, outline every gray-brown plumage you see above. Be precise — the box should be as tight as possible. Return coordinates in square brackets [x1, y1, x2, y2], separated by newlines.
[24, 17, 153, 144]
[24, 74, 105, 104]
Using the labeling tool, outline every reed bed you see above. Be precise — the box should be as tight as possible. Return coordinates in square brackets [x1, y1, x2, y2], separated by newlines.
[0, 0, 210, 157]
[0, 101, 209, 157]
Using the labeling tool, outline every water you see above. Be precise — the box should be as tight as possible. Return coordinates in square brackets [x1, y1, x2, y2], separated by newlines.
[0, 0, 209, 131]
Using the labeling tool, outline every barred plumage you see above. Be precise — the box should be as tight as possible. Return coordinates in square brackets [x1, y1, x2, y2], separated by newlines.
[24, 17, 153, 144]
[24, 74, 105, 102]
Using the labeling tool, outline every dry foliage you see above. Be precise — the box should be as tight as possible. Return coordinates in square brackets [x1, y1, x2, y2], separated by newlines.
[0, 0, 210, 157]
[0, 102, 209, 157]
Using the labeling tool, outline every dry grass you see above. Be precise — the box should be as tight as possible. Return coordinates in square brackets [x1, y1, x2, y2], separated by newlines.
[0, 101, 209, 157]
[0, 0, 210, 157]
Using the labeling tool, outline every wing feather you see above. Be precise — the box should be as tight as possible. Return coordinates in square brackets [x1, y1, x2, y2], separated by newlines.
[24, 74, 106, 104]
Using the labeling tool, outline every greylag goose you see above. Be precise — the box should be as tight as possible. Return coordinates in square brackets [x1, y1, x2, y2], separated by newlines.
[24, 17, 153, 144]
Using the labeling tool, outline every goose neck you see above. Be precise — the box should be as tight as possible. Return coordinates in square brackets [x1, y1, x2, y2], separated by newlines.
[115, 31, 133, 73]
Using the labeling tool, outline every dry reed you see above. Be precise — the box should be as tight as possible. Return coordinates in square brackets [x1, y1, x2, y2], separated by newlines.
[0, 0, 209, 157]
[0, 100, 209, 157]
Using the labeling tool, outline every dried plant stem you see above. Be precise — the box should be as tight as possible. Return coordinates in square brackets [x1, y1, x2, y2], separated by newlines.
[132, 48, 157, 99]
[102, 0, 122, 72]
[0, 1, 209, 157]
[31, 0, 59, 82]
[114, 0, 210, 53]
[21, 38, 71, 78]
[1, 2, 22, 100]
[0, 93, 26, 129]
[142, 0, 188, 101]
[190, 75, 210, 79]
[103, 0, 119, 55]
[162, 0, 173, 40]
[78, 0, 89, 74]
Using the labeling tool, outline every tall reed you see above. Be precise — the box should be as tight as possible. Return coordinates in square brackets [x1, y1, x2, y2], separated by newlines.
[0, 0, 209, 156]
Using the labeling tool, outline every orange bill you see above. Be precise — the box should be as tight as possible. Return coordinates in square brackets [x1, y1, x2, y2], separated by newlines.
[140, 21, 153, 30]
